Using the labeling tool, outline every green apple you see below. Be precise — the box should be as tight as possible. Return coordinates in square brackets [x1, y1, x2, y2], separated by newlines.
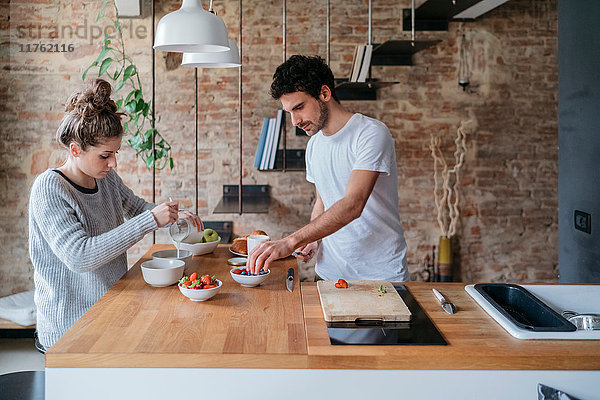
[203, 228, 219, 243]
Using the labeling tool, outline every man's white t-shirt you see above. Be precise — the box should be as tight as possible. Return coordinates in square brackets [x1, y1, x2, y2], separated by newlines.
[305, 113, 408, 282]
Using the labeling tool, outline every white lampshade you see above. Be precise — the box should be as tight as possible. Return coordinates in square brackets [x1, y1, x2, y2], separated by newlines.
[181, 39, 241, 68]
[154, 0, 230, 53]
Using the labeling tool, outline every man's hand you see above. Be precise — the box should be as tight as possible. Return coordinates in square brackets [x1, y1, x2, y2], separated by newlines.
[294, 241, 319, 263]
[246, 238, 295, 275]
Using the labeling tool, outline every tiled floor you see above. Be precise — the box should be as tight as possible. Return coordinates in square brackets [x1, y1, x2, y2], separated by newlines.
[0, 339, 45, 375]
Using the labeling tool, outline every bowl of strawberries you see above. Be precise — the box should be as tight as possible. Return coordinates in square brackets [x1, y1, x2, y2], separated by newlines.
[178, 272, 222, 301]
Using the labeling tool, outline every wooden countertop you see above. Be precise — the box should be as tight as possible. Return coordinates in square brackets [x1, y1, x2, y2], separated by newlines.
[302, 282, 600, 370]
[47, 244, 307, 368]
[47, 244, 600, 370]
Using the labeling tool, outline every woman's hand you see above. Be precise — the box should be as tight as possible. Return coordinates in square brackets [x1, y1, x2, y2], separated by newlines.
[151, 201, 178, 228]
[178, 210, 204, 231]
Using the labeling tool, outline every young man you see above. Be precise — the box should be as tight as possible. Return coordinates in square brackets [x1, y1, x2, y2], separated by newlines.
[247, 55, 408, 282]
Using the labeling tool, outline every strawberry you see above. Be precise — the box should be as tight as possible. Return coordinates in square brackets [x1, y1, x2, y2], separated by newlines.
[335, 279, 348, 288]
[233, 269, 242, 275]
[203, 284, 216, 289]
[189, 272, 198, 282]
[200, 275, 212, 285]
[179, 276, 190, 285]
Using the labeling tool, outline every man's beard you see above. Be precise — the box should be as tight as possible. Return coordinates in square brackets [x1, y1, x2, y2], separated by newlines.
[302, 99, 329, 136]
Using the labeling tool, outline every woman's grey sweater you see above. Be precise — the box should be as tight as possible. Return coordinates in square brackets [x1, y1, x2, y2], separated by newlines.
[28, 169, 157, 349]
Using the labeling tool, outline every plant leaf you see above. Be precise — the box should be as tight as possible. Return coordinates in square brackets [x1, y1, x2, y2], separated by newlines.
[124, 90, 135, 103]
[97, 0, 109, 22]
[143, 128, 155, 140]
[124, 100, 137, 114]
[98, 57, 113, 76]
[115, 79, 125, 92]
[135, 100, 145, 113]
[82, 61, 98, 81]
[144, 154, 155, 170]
[95, 48, 109, 63]
[123, 65, 136, 81]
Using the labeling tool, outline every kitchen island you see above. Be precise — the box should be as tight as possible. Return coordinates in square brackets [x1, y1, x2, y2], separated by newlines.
[46, 244, 600, 399]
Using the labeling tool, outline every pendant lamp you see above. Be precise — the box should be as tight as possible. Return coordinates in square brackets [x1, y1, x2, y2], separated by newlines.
[181, 39, 240, 68]
[154, 0, 230, 53]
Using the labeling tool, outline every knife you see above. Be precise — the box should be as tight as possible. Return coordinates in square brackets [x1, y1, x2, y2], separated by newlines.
[432, 288, 457, 314]
[286, 268, 294, 293]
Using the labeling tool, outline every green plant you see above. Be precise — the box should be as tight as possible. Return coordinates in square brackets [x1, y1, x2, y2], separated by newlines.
[83, 0, 173, 170]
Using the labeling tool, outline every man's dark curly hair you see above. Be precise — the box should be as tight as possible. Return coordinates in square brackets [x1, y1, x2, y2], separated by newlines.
[270, 55, 339, 102]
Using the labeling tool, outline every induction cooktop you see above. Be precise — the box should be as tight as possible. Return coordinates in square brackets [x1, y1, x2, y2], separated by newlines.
[326, 285, 447, 345]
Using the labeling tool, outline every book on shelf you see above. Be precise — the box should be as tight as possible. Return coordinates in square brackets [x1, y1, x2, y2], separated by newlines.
[350, 45, 366, 82]
[268, 109, 284, 170]
[349, 46, 359, 82]
[357, 44, 373, 83]
[254, 118, 269, 168]
[259, 117, 276, 170]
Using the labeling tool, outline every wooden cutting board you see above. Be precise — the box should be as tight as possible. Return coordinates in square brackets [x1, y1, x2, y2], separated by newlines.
[317, 280, 411, 322]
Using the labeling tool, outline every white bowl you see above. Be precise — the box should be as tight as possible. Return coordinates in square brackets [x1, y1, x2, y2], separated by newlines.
[230, 268, 270, 287]
[175, 236, 221, 256]
[141, 259, 185, 287]
[178, 279, 222, 301]
[152, 249, 193, 270]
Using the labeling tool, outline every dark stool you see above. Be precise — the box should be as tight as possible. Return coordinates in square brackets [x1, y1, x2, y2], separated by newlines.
[0, 371, 45, 400]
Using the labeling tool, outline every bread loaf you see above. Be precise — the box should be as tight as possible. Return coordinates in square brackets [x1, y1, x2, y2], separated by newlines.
[231, 237, 247, 255]
[231, 230, 267, 255]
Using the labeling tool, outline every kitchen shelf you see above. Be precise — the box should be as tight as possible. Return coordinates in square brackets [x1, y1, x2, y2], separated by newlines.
[334, 40, 440, 101]
[268, 149, 306, 171]
[258, 149, 306, 171]
[335, 79, 399, 101]
[402, 0, 482, 31]
[371, 40, 442, 66]
[213, 185, 270, 214]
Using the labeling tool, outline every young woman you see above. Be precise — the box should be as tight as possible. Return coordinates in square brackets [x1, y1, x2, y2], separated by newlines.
[28, 79, 202, 352]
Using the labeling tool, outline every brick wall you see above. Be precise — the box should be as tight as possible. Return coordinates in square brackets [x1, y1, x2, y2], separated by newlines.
[0, 0, 558, 297]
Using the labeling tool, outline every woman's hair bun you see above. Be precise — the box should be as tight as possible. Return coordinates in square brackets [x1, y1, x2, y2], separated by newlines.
[65, 79, 117, 121]
[56, 79, 123, 150]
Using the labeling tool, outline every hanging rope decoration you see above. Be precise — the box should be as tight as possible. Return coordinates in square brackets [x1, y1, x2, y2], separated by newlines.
[429, 121, 473, 237]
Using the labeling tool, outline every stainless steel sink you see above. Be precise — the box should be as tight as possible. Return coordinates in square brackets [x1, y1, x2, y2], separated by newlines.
[473, 284, 576, 332]
[465, 284, 600, 340]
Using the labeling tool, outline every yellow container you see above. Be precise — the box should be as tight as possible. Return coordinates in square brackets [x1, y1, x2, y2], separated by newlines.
[438, 236, 452, 264]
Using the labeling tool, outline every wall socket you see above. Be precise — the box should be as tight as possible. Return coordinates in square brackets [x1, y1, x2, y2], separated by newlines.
[574, 210, 591, 234]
